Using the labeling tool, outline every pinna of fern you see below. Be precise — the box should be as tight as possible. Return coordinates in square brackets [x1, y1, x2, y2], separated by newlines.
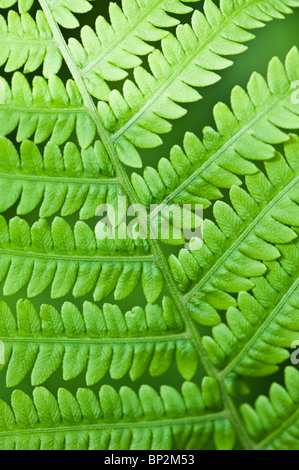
[0, 367, 299, 450]
[96, 0, 299, 167]
[133, 47, 299, 225]
[0, 0, 199, 81]
[130, 49, 299, 329]
[0, 0, 95, 29]
[0, 379, 236, 451]
[0, 10, 62, 77]
[0, 297, 200, 387]
[0, 215, 169, 303]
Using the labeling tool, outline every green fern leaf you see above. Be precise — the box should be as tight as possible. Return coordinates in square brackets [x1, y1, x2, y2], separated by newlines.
[96, 0, 298, 167]
[0, 297, 200, 386]
[0, 0, 95, 28]
[0, 10, 62, 77]
[0, 215, 161, 301]
[69, 0, 199, 99]
[0, 137, 117, 219]
[0, 73, 96, 148]
[241, 367, 299, 450]
[0, 380, 234, 450]
[0, 217, 162, 301]
[134, 47, 299, 210]
[0, 0, 299, 452]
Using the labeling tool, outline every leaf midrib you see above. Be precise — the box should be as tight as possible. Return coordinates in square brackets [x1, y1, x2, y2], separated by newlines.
[0, 332, 186, 345]
[0, 105, 85, 114]
[0, 248, 153, 263]
[257, 406, 299, 450]
[0, 172, 118, 186]
[0, 411, 227, 438]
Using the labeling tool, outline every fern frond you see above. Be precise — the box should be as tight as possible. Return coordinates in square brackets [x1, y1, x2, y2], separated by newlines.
[202, 236, 299, 377]
[0, 72, 96, 148]
[69, 0, 199, 100]
[0, 297, 199, 386]
[133, 47, 299, 211]
[241, 367, 299, 450]
[152, 50, 299, 328]
[0, 10, 62, 77]
[0, 136, 118, 219]
[0, 380, 235, 450]
[170, 141, 299, 327]
[96, 0, 299, 167]
[0, 0, 95, 29]
[0, 216, 163, 301]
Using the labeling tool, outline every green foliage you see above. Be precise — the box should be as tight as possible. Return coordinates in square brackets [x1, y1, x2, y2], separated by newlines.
[0, 0, 95, 28]
[0, 73, 96, 148]
[0, 137, 117, 219]
[241, 367, 299, 449]
[97, 0, 298, 168]
[0, 297, 197, 386]
[134, 48, 299, 208]
[0, 0, 299, 451]
[0, 215, 161, 301]
[0, 10, 62, 77]
[70, 0, 199, 98]
[0, 379, 234, 450]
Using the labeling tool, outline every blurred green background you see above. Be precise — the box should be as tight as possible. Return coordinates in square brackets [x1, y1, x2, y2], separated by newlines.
[0, 1, 299, 448]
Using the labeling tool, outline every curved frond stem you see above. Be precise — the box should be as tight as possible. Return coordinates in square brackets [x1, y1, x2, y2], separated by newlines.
[38, 0, 255, 450]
